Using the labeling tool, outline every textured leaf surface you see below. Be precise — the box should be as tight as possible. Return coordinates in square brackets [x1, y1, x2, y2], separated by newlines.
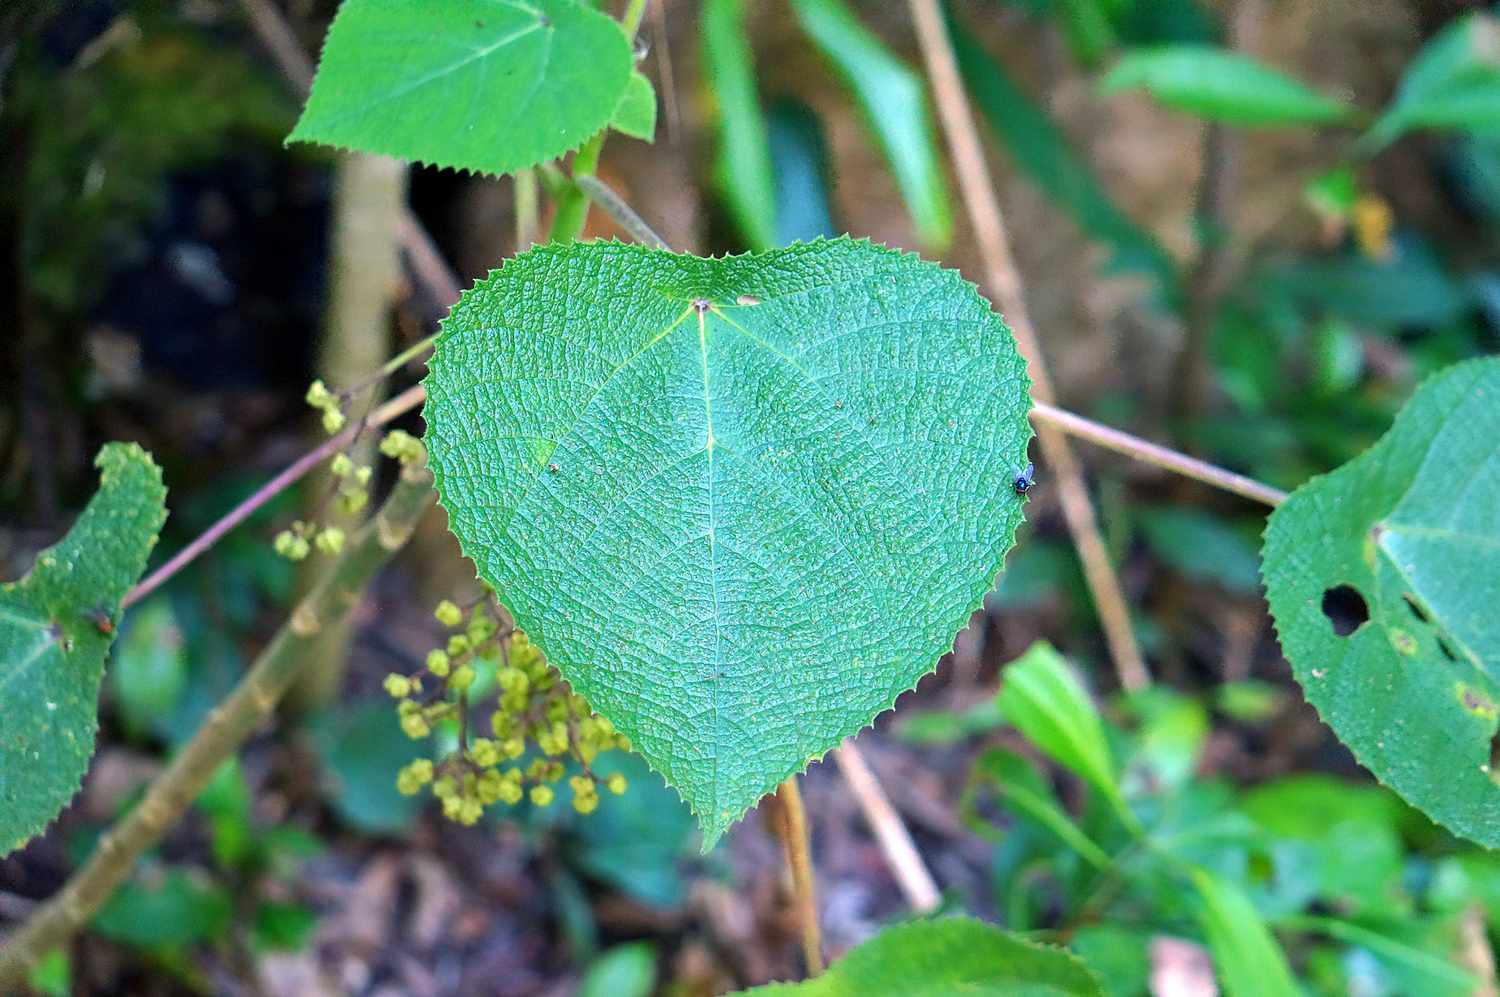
[289, 0, 633, 175]
[741, 917, 1104, 996]
[1262, 358, 1500, 846]
[791, 0, 953, 248]
[1102, 45, 1354, 125]
[423, 239, 1031, 844]
[0, 443, 167, 854]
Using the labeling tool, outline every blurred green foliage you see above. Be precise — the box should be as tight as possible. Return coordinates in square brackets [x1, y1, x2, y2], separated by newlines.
[958, 643, 1494, 995]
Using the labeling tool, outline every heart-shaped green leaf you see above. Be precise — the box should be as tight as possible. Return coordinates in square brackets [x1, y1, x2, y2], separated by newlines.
[423, 239, 1031, 843]
[1262, 357, 1500, 847]
[1, 443, 167, 855]
[289, 0, 634, 176]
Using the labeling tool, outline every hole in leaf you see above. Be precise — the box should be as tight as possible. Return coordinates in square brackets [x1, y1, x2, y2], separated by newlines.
[1489, 731, 1500, 789]
[1321, 585, 1369, 637]
[1402, 593, 1430, 623]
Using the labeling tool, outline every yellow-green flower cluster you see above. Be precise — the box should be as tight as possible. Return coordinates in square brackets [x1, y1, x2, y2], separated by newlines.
[328, 452, 373, 517]
[379, 429, 427, 466]
[388, 598, 631, 824]
[304, 379, 346, 434]
[273, 519, 346, 562]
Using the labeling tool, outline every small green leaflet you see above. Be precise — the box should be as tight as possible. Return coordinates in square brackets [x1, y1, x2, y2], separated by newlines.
[611, 71, 657, 142]
[289, 0, 634, 176]
[1365, 13, 1500, 148]
[738, 917, 1104, 995]
[1, 443, 167, 855]
[423, 238, 1032, 845]
[1262, 357, 1500, 847]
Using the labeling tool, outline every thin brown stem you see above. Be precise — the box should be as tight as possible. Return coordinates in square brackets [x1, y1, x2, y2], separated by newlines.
[0, 465, 437, 986]
[123, 384, 426, 609]
[1031, 402, 1286, 507]
[908, 0, 1150, 692]
[833, 741, 940, 912]
[775, 776, 823, 976]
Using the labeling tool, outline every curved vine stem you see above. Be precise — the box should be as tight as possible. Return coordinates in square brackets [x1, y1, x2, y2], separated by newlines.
[776, 776, 824, 976]
[122, 383, 426, 610]
[0, 464, 437, 987]
[908, 0, 1151, 693]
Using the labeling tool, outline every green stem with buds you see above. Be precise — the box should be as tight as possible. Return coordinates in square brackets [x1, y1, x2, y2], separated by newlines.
[0, 464, 436, 987]
[547, 0, 650, 244]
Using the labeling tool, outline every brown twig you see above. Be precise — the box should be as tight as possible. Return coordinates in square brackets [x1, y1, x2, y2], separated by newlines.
[1031, 402, 1286, 507]
[908, 0, 1150, 692]
[775, 776, 824, 976]
[833, 741, 941, 912]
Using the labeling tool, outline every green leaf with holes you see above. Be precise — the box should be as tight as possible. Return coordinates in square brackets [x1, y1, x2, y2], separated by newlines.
[739, 917, 1104, 995]
[1, 443, 168, 855]
[1262, 357, 1500, 847]
[423, 238, 1032, 845]
[288, 0, 634, 176]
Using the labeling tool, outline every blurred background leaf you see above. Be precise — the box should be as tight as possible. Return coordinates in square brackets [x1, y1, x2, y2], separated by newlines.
[1101, 45, 1355, 126]
[792, 0, 952, 248]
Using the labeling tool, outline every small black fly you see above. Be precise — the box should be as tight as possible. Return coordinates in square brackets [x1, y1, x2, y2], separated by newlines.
[1013, 462, 1036, 496]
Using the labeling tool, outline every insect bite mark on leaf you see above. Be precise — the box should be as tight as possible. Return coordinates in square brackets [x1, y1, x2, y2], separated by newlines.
[1320, 584, 1369, 637]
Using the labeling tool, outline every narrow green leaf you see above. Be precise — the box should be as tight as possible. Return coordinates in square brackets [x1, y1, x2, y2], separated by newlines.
[951, 17, 1177, 300]
[1192, 870, 1299, 997]
[612, 71, 658, 142]
[1367, 14, 1500, 148]
[997, 642, 1124, 813]
[423, 238, 1032, 846]
[1278, 914, 1477, 995]
[0, 443, 167, 855]
[1102, 45, 1354, 126]
[702, 0, 777, 250]
[288, 0, 634, 176]
[1261, 357, 1500, 847]
[768, 100, 837, 246]
[740, 917, 1105, 996]
[791, 0, 953, 248]
[962, 749, 1112, 868]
